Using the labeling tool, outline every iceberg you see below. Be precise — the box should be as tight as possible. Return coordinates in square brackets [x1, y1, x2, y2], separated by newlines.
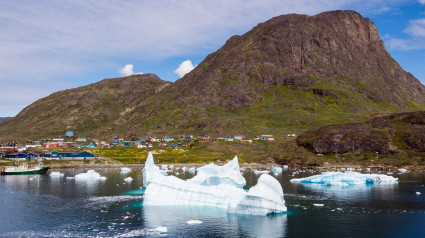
[75, 170, 107, 181]
[290, 171, 398, 186]
[272, 167, 283, 175]
[124, 177, 133, 182]
[50, 171, 64, 177]
[187, 156, 246, 188]
[120, 167, 131, 173]
[142, 153, 286, 215]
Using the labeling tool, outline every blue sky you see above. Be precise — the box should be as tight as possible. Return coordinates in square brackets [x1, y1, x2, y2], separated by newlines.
[1, 0, 425, 117]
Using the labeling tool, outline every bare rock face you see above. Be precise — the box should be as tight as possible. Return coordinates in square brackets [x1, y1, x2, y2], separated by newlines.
[168, 10, 425, 109]
[297, 111, 425, 154]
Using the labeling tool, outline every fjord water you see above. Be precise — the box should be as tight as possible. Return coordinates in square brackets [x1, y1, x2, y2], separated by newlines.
[1, 168, 425, 237]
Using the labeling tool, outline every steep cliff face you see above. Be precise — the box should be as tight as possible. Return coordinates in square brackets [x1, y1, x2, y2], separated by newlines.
[160, 10, 425, 110]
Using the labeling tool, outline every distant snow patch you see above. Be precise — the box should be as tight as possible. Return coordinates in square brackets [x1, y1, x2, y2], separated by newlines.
[124, 177, 133, 182]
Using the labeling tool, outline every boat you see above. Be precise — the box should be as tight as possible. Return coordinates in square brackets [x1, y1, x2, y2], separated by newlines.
[1, 162, 49, 175]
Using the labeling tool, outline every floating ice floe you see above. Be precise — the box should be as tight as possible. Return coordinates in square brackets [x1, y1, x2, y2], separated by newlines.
[120, 167, 131, 173]
[142, 153, 286, 216]
[254, 170, 269, 174]
[416, 192, 421, 195]
[186, 220, 203, 225]
[188, 167, 196, 174]
[50, 171, 64, 177]
[188, 156, 246, 188]
[75, 170, 107, 181]
[290, 172, 398, 186]
[398, 168, 407, 173]
[313, 204, 324, 207]
[272, 167, 283, 174]
[150, 226, 167, 233]
[124, 177, 133, 182]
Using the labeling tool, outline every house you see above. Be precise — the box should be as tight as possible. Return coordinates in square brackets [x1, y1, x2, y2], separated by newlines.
[44, 151, 95, 160]
[216, 136, 226, 140]
[124, 142, 131, 148]
[171, 143, 177, 149]
[260, 135, 275, 141]
[164, 136, 174, 142]
[52, 137, 64, 142]
[87, 142, 97, 148]
[177, 141, 183, 146]
[241, 138, 253, 143]
[185, 137, 192, 142]
[159, 142, 167, 148]
[234, 136, 243, 140]
[151, 137, 160, 142]
[65, 131, 74, 137]
[5, 152, 27, 161]
[138, 144, 147, 149]
[76, 137, 87, 142]
[225, 137, 234, 142]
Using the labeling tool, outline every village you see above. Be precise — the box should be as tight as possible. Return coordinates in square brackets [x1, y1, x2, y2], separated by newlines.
[0, 131, 297, 161]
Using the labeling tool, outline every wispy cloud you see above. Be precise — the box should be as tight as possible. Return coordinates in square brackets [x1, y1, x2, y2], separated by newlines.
[386, 18, 425, 51]
[419, 0, 425, 5]
[174, 60, 196, 78]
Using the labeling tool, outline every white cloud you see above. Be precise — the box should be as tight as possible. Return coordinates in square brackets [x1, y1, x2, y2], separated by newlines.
[174, 60, 196, 78]
[419, 0, 425, 5]
[404, 19, 425, 37]
[119, 64, 135, 76]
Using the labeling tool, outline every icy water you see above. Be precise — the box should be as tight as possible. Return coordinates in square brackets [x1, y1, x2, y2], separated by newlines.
[1, 168, 425, 237]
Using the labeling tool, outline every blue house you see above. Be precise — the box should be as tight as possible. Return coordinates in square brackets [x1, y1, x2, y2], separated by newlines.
[65, 131, 74, 137]
[5, 153, 27, 160]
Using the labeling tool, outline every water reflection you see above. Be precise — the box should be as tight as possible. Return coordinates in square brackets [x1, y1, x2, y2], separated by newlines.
[142, 206, 287, 238]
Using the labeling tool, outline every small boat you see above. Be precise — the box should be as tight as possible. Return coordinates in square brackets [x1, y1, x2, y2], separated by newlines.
[1, 162, 49, 175]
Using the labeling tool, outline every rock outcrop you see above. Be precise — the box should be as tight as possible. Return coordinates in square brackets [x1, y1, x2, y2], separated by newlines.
[297, 111, 425, 154]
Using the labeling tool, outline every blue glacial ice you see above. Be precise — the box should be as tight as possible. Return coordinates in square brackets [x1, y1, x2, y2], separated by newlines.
[290, 171, 398, 186]
[142, 153, 286, 215]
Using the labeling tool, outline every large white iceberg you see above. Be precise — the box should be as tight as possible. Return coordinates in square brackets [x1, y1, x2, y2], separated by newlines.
[187, 156, 246, 188]
[142, 153, 286, 215]
[290, 171, 398, 186]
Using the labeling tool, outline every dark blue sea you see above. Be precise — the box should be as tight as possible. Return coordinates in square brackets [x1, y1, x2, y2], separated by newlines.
[1, 167, 425, 237]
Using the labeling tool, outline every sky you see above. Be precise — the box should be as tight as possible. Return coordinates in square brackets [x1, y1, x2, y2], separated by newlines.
[1, 0, 425, 117]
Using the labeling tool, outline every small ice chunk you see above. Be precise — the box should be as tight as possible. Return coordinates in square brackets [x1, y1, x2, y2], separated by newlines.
[29, 177, 33, 181]
[272, 167, 283, 174]
[161, 165, 168, 170]
[186, 220, 202, 225]
[120, 167, 131, 173]
[398, 168, 407, 173]
[169, 165, 174, 170]
[75, 170, 105, 180]
[313, 204, 324, 207]
[181, 167, 187, 172]
[50, 171, 64, 176]
[283, 165, 289, 170]
[100, 176, 107, 181]
[254, 170, 269, 174]
[416, 192, 421, 195]
[151, 226, 167, 233]
[290, 171, 398, 186]
[124, 177, 133, 182]
[188, 167, 196, 173]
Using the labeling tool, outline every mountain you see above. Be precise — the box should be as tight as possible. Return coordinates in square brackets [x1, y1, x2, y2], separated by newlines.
[0, 117, 12, 124]
[1, 10, 425, 140]
[0, 74, 170, 140]
[122, 10, 425, 136]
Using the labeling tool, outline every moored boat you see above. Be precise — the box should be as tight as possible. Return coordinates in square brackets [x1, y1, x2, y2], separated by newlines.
[1, 162, 49, 175]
